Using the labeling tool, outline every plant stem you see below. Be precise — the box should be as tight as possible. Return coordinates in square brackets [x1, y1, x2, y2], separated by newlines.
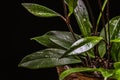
[97, 0, 108, 53]
[106, 0, 110, 68]
[94, 0, 108, 58]
[86, 52, 92, 67]
[95, 0, 108, 34]
[62, 0, 77, 40]
[84, 0, 95, 34]
[94, 45, 99, 57]
[62, 0, 68, 19]
[104, 77, 107, 80]
[107, 0, 110, 44]
[67, 22, 78, 40]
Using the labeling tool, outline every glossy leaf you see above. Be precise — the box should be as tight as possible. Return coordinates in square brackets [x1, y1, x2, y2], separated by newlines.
[110, 17, 120, 61]
[64, 0, 77, 16]
[74, 0, 92, 37]
[99, 16, 120, 58]
[19, 48, 66, 63]
[49, 31, 80, 49]
[22, 3, 60, 17]
[18, 48, 81, 69]
[62, 36, 103, 57]
[31, 31, 61, 48]
[31, 31, 80, 49]
[100, 16, 120, 40]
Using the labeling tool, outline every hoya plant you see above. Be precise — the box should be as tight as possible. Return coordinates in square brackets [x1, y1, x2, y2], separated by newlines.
[18, 0, 120, 80]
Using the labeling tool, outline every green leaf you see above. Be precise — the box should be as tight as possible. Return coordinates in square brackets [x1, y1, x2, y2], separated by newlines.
[100, 16, 120, 40]
[98, 41, 106, 58]
[18, 48, 81, 69]
[99, 16, 120, 58]
[59, 67, 113, 80]
[31, 31, 61, 48]
[80, 49, 95, 58]
[62, 36, 103, 56]
[31, 31, 80, 49]
[110, 38, 120, 42]
[22, 3, 60, 17]
[74, 0, 92, 37]
[59, 67, 98, 80]
[114, 69, 120, 80]
[113, 63, 120, 80]
[96, 0, 108, 28]
[64, 0, 78, 16]
[111, 43, 120, 61]
[98, 68, 113, 80]
[114, 62, 120, 69]
[49, 31, 80, 49]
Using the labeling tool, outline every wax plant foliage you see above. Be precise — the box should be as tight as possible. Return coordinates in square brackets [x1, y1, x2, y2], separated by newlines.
[18, 0, 120, 80]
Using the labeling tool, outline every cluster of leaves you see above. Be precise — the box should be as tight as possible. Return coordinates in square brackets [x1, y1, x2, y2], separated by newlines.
[18, 0, 120, 80]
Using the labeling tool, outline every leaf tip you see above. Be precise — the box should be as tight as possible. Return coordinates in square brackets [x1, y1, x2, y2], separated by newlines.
[21, 3, 33, 9]
[30, 38, 34, 40]
[21, 3, 27, 7]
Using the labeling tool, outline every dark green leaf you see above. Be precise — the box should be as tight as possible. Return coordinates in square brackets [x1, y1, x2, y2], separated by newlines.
[110, 40, 120, 61]
[99, 16, 120, 58]
[64, 0, 78, 16]
[22, 3, 60, 17]
[111, 43, 120, 61]
[62, 36, 103, 56]
[18, 48, 81, 69]
[31, 31, 80, 49]
[31, 32, 61, 48]
[74, 0, 92, 37]
[19, 48, 66, 63]
[49, 31, 80, 49]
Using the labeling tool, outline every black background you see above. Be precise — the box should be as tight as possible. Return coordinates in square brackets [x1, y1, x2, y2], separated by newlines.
[7, 0, 120, 80]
